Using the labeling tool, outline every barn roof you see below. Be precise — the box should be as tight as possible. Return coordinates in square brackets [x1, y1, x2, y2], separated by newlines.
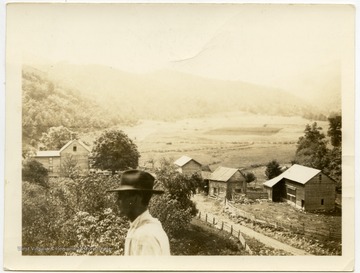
[59, 139, 91, 153]
[174, 155, 201, 167]
[263, 164, 321, 188]
[35, 151, 60, 157]
[210, 166, 240, 182]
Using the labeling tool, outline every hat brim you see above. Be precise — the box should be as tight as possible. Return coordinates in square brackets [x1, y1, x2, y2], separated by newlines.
[107, 185, 164, 194]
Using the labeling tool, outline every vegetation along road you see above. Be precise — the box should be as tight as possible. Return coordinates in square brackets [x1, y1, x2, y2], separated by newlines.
[193, 194, 312, 256]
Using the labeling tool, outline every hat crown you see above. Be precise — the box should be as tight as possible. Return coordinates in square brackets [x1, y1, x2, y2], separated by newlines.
[120, 169, 155, 190]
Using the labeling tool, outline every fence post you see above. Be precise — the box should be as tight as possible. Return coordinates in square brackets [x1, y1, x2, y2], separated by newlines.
[238, 230, 240, 239]
[213, 217, 215, 225]
[231, 225, 233, 235]
[205, 214, 208, 223]
[221, 221, 224, 231]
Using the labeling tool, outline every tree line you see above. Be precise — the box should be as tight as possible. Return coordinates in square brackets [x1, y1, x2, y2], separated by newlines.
[265, 114, 342, 191]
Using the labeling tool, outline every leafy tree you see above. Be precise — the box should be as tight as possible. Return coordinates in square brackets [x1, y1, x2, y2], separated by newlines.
[325, 115, 342, 189]
[149, 159, 201, 236]
[325, 147, 341, 184]
[22, 174, 127, 255]
[92, 129, 140, 173]
[40, 126, 78, 150]
[244, 172, 256, 183]
[328, 115, 342, 147]
[265, 160, 282, 179]
[22, 159, 49, 187]
[60, 154, 81, 179]
[294, 122, 329, 170]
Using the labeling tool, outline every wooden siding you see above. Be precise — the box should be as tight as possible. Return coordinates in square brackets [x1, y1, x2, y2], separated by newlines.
[209, 170, 246, 200]
[283, 179, 305, 209]
[60, 140, 90, 175]
[209, 181, 227, 198]
[35, 156, 61, 177]
[304, 173, 336, 211]
[181, 160, 202, 175]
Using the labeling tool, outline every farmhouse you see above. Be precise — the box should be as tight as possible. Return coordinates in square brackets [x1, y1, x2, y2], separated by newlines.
[263, 164, 336, 211]
[209, 166, 246, 200]
[174, 155, 202, 175]
[33, 139, 91, 177]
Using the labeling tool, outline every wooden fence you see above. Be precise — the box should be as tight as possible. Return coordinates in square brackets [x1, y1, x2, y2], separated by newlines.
[225, 200, 341, 241]
[197, 211, 253, 255]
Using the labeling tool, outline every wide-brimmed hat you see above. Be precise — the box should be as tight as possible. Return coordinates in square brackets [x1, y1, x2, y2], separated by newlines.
[107, 169, 164, 194]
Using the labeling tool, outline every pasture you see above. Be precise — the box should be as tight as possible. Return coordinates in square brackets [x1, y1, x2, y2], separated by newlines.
[119, 111, 328, 175]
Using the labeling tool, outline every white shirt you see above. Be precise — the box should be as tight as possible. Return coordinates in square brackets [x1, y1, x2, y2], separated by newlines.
[124, 210, 170, 256]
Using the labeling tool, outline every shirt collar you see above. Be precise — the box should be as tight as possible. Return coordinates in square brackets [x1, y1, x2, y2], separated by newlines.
[129, 209, 150, 229]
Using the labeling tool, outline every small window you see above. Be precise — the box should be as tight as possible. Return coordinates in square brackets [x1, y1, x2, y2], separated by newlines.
[321, 199, 324, 205]
[73, 145, 77, 152]
[49, 158, 53, 165]
[319, 174, 322, 182]
[49, 166, 53, 173]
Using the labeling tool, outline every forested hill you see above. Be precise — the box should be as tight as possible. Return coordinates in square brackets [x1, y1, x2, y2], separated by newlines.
[22, 66, 125, 147]
[34, 63, 319, 122]
[23, 63, 325, 148]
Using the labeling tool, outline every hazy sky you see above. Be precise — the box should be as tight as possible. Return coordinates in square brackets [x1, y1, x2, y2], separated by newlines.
[8, 4, 353, 90]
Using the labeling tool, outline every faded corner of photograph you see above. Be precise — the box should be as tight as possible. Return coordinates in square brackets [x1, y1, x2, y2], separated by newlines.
[15, 3, 351, 264]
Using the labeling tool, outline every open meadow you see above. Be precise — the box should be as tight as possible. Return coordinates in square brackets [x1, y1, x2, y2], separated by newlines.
[109, 111, 329, 179]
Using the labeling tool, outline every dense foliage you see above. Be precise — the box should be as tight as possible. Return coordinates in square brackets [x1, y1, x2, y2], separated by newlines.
[92, 129, 140, 172]
[149, 159, 202, 236]
[22, 66, 118, 149]
[22, 160, 203, 255]
[327, 115, 342, 147]
[294, 119, 342, 188]
[40, 126, 78, 150]
[22, 159, 49, 188]
[265, 160, 283, 179]
[22, 175, 127, 255]
[244, 172, 256, 183]
[294, 122, 329, 170]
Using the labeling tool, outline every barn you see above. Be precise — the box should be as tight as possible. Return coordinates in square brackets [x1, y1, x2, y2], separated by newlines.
[263, 164, 336, 211]
[34, 139, 91, 177]
[209, 166, 246, 200]
[174, 155, 202, 175]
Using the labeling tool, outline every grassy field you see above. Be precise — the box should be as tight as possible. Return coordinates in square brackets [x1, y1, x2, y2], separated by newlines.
[116, 111, 328, 174]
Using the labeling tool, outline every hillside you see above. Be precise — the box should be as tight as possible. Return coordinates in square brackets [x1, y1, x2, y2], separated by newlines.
[22, 65, 123, 148]
[33, 63, 318, 121]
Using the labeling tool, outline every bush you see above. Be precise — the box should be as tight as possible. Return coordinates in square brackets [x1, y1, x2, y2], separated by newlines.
[149, 159, 201, 236]
[22, 175, 126, 255]
[22, 159, 49, 188]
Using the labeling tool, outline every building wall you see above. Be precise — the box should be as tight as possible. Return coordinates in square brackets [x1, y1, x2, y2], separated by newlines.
[209, 181, 227, 198]
[34, 156, 61, 177]
[60, 140, 90, 175]
[282, 179, 305, 210]
[181, 160, 202, 175]
[304, 173, 336, 211]
[209, 171, 246, 200]
[228, 171, 247, 195]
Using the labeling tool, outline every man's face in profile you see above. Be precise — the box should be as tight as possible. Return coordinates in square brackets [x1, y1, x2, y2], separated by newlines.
[116, 191, 137, 218]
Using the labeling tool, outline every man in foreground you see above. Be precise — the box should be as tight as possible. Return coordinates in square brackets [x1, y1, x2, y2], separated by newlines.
[107, 169, 170, 255]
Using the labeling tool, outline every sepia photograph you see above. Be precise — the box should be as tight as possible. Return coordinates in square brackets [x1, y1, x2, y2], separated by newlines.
[3, 2, 356, 271]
